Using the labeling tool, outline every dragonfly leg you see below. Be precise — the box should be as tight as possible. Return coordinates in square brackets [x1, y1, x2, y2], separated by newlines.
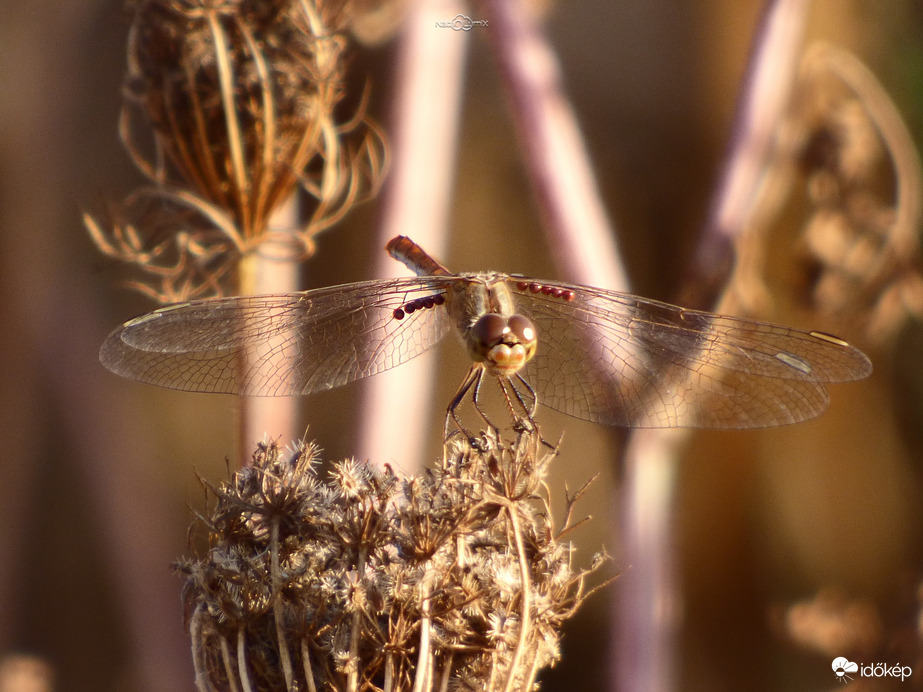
[508, 375, 556, 449]
[512, 374, 538, 418]
[498, 377, 528, 428]
[496, 374, 538, 430]
[469, 367, 503, 442]
[445, 364, 494, 447]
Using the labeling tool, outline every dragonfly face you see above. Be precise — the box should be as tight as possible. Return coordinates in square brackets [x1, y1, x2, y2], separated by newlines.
[434, 274, 539, 378]
[467, 312, 537, 377]
[100, 235, 872, 429]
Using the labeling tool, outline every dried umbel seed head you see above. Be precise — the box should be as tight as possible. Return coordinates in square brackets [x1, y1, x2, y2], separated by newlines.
[761, 43, 923, 346]
[179, 432, 610, 691]
[88, 0, 387, 302]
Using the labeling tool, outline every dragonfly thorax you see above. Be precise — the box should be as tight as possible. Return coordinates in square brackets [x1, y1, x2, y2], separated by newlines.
[467, 313, 537, 378]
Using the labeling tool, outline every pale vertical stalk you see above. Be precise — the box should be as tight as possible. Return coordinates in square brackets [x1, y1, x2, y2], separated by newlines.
[688, 0, 810, 309]
[347, 546, 368, 692]
[438, 653, 453, 692]
[270, 518, 296, 689]
[355, 0, 468, 471]
[238, 196, 302, 464]
[503, 504, 532, 692]
[191, 608, 211, 692]
[238, 625, 254, 692]
[616, 2, 811, 691]
[480, 0, 627, 291]
[613, 428, 685, 692]
[412, 568, 434, 692]
[487, 652, 499, 690]
[384, 652, 395, 692]
[221, 637, 242, 692]
[524, 649, 543, 690]
[301, 637, 318, 692]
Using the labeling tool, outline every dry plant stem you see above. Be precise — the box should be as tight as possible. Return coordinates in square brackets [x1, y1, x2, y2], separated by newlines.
[617, 2, 811, 691]
[480, 0, 627, 291]
[302, 638, 319, 692]
[238, 196, 302, 464]
[502, 504, 532, 692]
[272, 517, 296, 689]
[614, 429, 684, 692]
[689, 0, 810, 309]
[228, 7, 306, 459]
[411, 569, 434, 692]
[348, 546, 369, 692]
[222, 637, 241, 692]
[356, 0, 468, 471]
[524, 648, 543, 691]
[384, 653, 394, 692]
[238, 626, 254, 692]
[438, 653, 453, 692]
[191, 608, 211, 692]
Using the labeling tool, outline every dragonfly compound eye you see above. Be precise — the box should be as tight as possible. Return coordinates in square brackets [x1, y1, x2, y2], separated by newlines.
[471, 313, 508, 352]
[508, 315, 536, 345]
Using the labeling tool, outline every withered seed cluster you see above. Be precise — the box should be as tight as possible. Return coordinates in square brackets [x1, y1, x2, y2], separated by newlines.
[181, 432, 607, 691]
[88, 0, 386, 302]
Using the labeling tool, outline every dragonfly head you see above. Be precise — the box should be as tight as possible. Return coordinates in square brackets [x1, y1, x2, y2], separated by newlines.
[468, 313, 537, 377]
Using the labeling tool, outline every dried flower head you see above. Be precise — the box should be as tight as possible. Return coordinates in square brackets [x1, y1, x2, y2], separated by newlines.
[87, 0, 387, 302]
[730, 43, 923, 346]
[180, 431, 611, 691]
[789, 44, 923, 344]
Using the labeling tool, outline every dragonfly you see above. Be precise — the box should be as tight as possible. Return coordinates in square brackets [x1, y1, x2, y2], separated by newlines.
[100, 235, 872, 431]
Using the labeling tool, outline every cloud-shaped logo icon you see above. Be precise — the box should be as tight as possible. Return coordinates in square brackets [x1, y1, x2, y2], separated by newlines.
[832, 657, 859, 683]
[451, 14, 473, 31]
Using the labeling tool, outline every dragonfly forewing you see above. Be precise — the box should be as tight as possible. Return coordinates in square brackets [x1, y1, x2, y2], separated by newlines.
[101, 277, 457, 396]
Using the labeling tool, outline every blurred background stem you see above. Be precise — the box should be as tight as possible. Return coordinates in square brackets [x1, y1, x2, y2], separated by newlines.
[356, 0, 468, 473]
[237, 197, 302, 462]
[617, 2, 811, 689]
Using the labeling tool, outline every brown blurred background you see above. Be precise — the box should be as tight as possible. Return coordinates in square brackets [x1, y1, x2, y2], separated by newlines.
[0, 1, 921, 690]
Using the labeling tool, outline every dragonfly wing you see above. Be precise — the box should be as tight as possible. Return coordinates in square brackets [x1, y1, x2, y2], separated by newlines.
[509, 279, 871, 429]
[101, 276, 457, 396]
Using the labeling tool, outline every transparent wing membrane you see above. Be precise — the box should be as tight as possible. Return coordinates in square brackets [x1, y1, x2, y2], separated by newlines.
[510, 278, 870, 428]
[101, 277, 457, 396]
